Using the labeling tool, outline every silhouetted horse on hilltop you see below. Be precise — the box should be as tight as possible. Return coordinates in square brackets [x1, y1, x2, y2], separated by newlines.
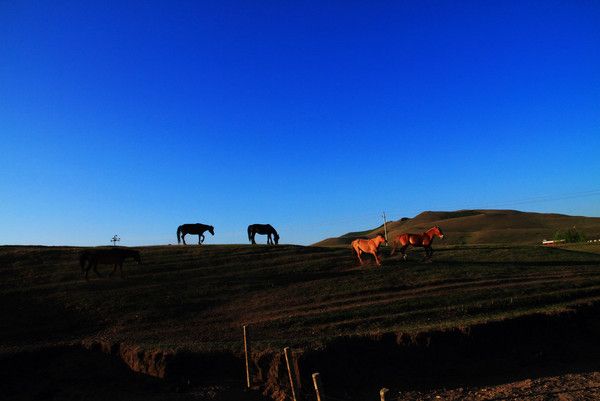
[248, 224, 279, 245]
[177, 223, 214, 245]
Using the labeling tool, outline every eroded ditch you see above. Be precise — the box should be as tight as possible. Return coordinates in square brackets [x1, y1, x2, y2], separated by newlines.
[2, 303, 600, 401]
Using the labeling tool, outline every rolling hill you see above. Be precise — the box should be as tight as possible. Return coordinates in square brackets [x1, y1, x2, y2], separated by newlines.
[314, 209, 600, 246]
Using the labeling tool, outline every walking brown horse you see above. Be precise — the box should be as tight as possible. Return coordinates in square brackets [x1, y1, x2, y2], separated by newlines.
[351, 234, 387, 266]
[80, 248, 141, 280]
[177, 223, 215, 245]
[390, 226, 444, 261]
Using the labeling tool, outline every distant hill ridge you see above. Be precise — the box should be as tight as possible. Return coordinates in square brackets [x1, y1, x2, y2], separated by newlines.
[314, 209, 600, 246]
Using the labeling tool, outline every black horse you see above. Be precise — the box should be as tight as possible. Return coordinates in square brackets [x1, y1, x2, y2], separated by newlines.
[177, 223, 215, 245]
[80, 247, 141, 280]
[248, 224, 279, 245]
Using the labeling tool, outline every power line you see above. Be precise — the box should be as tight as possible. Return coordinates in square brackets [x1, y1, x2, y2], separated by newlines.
[382, 211, 388, 241]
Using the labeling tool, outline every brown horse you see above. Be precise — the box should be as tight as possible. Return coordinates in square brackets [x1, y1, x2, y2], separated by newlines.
[177, 223, 215, 245]
[351, 234, 387, 266]
[390, 226, 444, 261]
[80, 248, 141, 280]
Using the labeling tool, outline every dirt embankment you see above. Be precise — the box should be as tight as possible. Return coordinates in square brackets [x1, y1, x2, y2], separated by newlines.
[293, 303, 600, 400]
[9, 302, 592, 401]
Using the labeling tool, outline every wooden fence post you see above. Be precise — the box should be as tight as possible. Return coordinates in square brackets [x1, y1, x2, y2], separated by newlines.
[312, 372, 323, 401]
[380, 387, 389, 401]
[283, 347, 298, 401]
[243, 325, 251, 388]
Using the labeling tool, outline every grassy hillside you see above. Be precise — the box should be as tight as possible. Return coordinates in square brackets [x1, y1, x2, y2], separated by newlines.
[2, 243, 600, 355]
[315, 209, 600, 246]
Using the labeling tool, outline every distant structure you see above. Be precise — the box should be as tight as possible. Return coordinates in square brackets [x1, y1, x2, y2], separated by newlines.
[381, 211, 388, 242]
[542, 239, 565, 246]
[111, 235, 121, 246]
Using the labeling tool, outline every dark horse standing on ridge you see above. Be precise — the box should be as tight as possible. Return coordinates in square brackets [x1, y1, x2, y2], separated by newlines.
[248, 224, 279, 245]
[80, 247, 141, 280]
[177, 223, 215, 245]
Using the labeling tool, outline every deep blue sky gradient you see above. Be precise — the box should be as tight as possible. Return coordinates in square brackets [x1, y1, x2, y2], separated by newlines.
[1, 1, 600, 245]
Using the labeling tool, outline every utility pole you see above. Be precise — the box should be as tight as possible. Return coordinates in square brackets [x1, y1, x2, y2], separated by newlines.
[382, 211, 388, 242]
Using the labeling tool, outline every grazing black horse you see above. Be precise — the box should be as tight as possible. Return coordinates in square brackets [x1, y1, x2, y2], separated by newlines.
[248, 224, 280, 245]
[80, 248, 141, 280]
[177, 223, 215, 245]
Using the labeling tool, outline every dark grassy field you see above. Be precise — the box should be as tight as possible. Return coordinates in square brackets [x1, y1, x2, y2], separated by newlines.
[558, 241, 600, 254]
[2, 243, 600, 355]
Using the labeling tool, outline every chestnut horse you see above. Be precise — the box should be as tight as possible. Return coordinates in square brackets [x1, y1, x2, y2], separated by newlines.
[351, 234, 387, 266]
[177, 223, 215, 245]
[390, 226, 444, 260]
[80, 248, 141, 280]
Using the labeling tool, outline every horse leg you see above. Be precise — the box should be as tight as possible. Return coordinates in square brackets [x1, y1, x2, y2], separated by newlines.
[267, 234, 272, 245]
[198, 234, 203, 245]
[251, 234, 256, 245]
[400, 245, 408, 261]
[182, 233, 187, 245]
[421, 247, 431, 262]
[373, 251, 381, 266]
[357, 249, 364, 265]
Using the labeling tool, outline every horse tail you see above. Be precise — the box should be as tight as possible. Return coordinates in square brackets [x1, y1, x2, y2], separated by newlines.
[247, 225, 253, 242]
[177, 226, 182, 244]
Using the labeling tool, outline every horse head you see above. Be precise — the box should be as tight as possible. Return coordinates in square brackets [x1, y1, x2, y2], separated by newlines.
[273, 231, 280, 245]
[208, 225, 215, 236]
[433, 226, 444, 239]
[375, 234, 387, 246]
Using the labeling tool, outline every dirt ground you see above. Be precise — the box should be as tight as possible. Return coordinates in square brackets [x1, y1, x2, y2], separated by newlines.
[1, 344, 600, 401]
[398, 371, 600, 401]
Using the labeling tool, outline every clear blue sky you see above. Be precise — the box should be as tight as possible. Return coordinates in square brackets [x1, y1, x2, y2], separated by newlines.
[1, 1, 599, 246]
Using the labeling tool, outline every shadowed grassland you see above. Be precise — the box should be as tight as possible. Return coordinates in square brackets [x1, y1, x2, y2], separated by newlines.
[1, 243, 600, 355]
[557, 241, 600, 255]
